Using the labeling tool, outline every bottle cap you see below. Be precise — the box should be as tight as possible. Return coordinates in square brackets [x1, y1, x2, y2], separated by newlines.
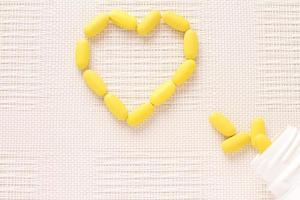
[251, 126, 300, 198]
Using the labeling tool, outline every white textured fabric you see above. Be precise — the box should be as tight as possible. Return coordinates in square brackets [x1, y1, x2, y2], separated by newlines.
[1, 0, 300, 199]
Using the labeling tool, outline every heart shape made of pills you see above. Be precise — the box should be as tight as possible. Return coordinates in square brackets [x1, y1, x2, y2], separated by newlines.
[75, 10, 198, 127]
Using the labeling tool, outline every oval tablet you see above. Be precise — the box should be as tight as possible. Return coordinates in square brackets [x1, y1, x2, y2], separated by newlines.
[209, 112, 237, 137]
[75, 39, 90, 70]
[83, 70, 107, 96]
[150, 80, 176, 106]
[84, 14, 109, 38]
[104, 93, 128, 121]
[221, 133, 251, 153]
[109, 9, 137, 30]
[172, 59, 196, 86]
[184, 29, 198, 59]
[162, 11, 190, 32]
[127, 103, 154, 126]
[254, 134, 272, 153]
[137, 11, 161, 36]
[251, 117, 266, 146]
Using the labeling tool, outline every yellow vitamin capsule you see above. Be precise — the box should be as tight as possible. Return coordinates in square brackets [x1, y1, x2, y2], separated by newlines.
[84, 14, 109, 38]
[221, 133, 251, 153]
[150, 80, 176, 106]
[209, 112, 237, 137]
[184, 29, 198, 59]
[104, 93, 128, 121]
[254, 134, 272, 153]
[83, 70, 107, 96]
[127, 103, 154, 126]
[75, 39, 90, 70]
[172, 59, 196, 86]
[251, 117, 267, 146]
[109, 9, 137, 30]
[162, 11, 190, 32]
[137, 11, 161, 36]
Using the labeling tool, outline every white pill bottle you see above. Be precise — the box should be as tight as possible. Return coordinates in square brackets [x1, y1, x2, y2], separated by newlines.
[251, 126, 300, 200]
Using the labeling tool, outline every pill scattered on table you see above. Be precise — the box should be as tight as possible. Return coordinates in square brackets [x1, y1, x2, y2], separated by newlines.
[253, 134, 272, 153]
[251, 117, 266, 146]
[221, 133, 251, 153]
[209, 112, 237, 137]
[83, 70, 107, 96]
[150, 80, 176, 106]
[137, 11, 161, 36]
[109, 9, 137, 30]
[104, 93, 128, 121]
[184, 30, 198, 60]
[127, 103, 154, 126]
[75, 39, 90, 70]
[162, 11, 190, 32]
[172, 59, 196, 86]
[84, 14, 109, 38]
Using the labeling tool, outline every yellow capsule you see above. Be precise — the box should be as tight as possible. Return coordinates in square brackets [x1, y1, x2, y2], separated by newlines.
[162, 11, 190, 32]
[84, 14, 109, 38]
[109, 9, 137, 30]
[104, 93, 128, 121]
[75, 39, 90, 70]
[172, 60, 196, 86]
[209, 112, 237, 137]
[184, 29, 198, 59]
[221, 133, 251, 153]
[251, 117, 267, 146]
[254, 134, 272, 153]
[83, 70, 107, 96]
[127, 103, 154, 126]
[150, 80, 176, 106]
[137, 11, 161, 36]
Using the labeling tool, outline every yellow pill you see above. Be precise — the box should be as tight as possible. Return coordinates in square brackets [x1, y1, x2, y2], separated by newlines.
[75, 39, 90, 70]
[104, 93, 128, 121]
[162, 11, 190, 32]
[127, 103, 154, 126]
[221, 133, 251, 153]
[172, 59, 196, 86]
[137, 11, 161, 36]
[254, 134, 272, 153]
[84, 14, 109, 38]
[251, 117, 266, 146]
[109, 9, 137, 30]
[209, 112, 237, 137]
[83, 70, 107, 96]
[150, 80, 176, 106]
[184, 29, 198, 59]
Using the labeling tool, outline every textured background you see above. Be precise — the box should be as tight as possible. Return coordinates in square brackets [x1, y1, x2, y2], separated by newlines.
[1, 0, 300, 199]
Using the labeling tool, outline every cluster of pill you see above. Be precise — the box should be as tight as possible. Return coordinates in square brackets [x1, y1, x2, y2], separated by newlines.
[209, 112, 272, 153]
[75, 10, 198, 126]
